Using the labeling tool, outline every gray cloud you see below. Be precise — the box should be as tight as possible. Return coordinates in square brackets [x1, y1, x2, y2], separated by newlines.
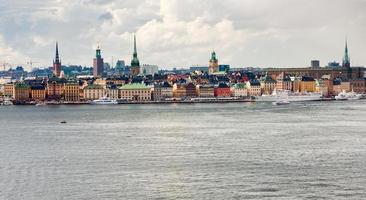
[0, 0, 365, 69]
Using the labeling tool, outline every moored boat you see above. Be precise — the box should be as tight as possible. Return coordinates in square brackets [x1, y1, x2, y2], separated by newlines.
[91, 97, 118, 105]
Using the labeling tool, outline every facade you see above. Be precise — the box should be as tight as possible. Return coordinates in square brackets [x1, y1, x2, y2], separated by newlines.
[299, 76, 316, 92]
[214, 83, 231, 97]
[3, 83, 14, 97]
[208, 51, 219, 74]
[47, 77, 65, 100]
[231, 83, 248, 97]
[131, 35, 140, 76]
[276, 72, 292, 91]
[64, 82, 80, 102]
[350, 79, 365, 93]
[84, 85, 105, 100]
[154, 82, 173, 101]
[120, 83, 151, 101]
[261, 75, 277, 95]
[173, 83, 187, 98]
[93, 45, 104, 77]
[198, 85, 215, 97]
[31, 86, 46, 101]
[247, 79, 262, 96]
[106, 85, 119, 99]
[53, 42, 62, 77]
[13, 83, 31, 101]
[186, 83, 198, 97]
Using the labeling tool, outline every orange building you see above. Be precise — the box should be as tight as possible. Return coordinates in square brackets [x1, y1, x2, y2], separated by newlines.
[31, 86, 46, 101]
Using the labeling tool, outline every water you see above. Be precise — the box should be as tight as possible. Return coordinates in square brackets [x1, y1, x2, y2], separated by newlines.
[0, 101, 366, 199]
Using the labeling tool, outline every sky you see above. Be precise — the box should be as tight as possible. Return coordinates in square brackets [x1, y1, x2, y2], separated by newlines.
[0, 0, 365, 70]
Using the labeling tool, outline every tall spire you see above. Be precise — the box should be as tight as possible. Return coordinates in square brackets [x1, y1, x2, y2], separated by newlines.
[55, 41, 60, 63]
[131, 33, 140, 67]
[133, 34, 137, 56]
[342, 39, 350, 68]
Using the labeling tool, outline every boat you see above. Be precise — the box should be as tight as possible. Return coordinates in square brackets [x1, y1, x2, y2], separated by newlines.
[346, 89, 362, 100]
[60, 120, 67, 124]
[335, 91, 348, 100]
[273, 100, 290, 105]
[1, 97, 13, 106]
[90, 96, 118, 105]
[257, 90, 322, 102]
[35, 102, 47, 106]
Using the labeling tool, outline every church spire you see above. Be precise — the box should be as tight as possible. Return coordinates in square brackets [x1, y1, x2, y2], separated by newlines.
[55, 42, 60, 64]
[131, 33, 140, 76]
[342, 39, 350, 68]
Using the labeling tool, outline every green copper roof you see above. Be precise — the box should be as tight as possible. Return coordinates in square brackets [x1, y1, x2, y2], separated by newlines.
[233, 83, 247, 89]
[119, 83, 149, 90]
[210, 51, 218, 62]
[15, 82, 30, 89]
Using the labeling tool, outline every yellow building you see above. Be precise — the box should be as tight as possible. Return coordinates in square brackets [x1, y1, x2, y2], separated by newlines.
[173, 83, 187, 98]
[299, 77, 316, 92]
[13, 82, 31, 101]
[83, 85, 105, 100]
[198, 85, 215, 97]
[3, 83, 14, 97]
[64, 82, 80, 102]
[31, 86, 46, 101]
[119, 83, 151, 101]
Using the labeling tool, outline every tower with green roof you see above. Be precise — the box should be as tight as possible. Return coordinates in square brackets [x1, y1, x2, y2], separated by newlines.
[131, 34, 140, 76]
[208, 51, 219, 74]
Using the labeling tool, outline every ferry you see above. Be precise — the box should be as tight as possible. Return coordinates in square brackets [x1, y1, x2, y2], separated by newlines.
[90, 97, 118, 105]
[256, 90, 322, 102]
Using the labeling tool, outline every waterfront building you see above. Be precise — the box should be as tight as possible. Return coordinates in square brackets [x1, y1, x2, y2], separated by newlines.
[130, 35, 140, 76]
[333, 80, 351, 94]
[214, 82, 231, 97]
[83, 85, 105, 100]
[106, 85, 119, 99]
[31, 85, 46, 101]
[154, 82, 173, 101]
[247, 79, 262, 96]
[208, 51, 219, 74]
[276, 72, 292, 91]
[141, 64, 158, 75]
[93, 45, 104, 77]
[231, 83, 248, 97]
[119, 83, 151, 101]
[53, 42, 62, 77]
[299, 76, 316, 92]
[315, 79, 329, 97]
[186, 83, 198, 97]
[3, 83, 14, 97]
[173, 83, 187, 98]
[260, 75, 277, 95]
[47, 76, 66, 100]
[198, 85, 215, 97]
[350, 79, 366, 93]
[64, 82, 80, 102]
[13, 82, 31, 101]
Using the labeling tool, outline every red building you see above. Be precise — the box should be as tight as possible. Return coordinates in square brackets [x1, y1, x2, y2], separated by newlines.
[214, 83, 231, 97]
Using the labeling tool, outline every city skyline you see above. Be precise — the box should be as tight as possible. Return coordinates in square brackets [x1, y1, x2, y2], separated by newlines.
[1, 0, 366, 70]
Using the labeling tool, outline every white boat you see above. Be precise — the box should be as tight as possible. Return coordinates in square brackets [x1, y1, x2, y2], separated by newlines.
[257, 90, 322, 102]
[1, 97, 13, 106]
[91, 97, 118, 105]
[273, 99, 290, 105]
[335, 91, 348, 100]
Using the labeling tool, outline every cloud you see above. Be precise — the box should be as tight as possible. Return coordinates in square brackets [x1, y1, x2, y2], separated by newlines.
[0, 0, 366, 70]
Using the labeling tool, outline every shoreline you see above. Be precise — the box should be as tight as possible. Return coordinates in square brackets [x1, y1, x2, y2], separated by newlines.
[4, 98, 344, 106]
